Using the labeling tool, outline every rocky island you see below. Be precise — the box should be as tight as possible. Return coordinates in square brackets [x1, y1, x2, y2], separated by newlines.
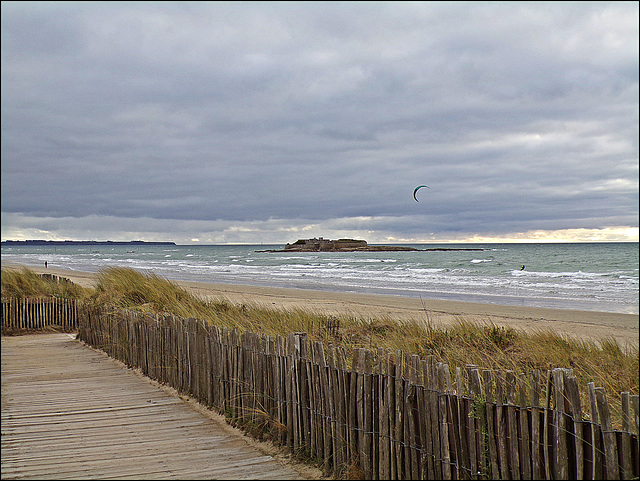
[259, 237, 484, 252]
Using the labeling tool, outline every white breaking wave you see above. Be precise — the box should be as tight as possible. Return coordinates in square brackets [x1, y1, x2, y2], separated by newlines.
[2, 242, 637, 314]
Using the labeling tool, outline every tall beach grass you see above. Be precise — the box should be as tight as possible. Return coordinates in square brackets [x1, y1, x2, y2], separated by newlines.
[1, 266, 91, 300]
[3, 266, 637, 427]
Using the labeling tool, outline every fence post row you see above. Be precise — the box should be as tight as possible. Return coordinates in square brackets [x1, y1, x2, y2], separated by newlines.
[3, 298, 638, 480]
[2, 297, 80, 332]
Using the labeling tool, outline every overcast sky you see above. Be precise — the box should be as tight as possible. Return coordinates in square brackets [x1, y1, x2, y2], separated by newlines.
[1, 1, 638, 245]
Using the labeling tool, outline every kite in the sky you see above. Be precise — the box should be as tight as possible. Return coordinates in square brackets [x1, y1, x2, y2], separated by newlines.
[413, 184, 430, 202]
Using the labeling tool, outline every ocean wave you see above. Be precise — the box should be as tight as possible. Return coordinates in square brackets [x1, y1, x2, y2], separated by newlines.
[3, 243, 637, 314]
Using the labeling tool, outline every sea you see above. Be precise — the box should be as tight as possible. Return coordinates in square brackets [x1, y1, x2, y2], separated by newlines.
[1, 242, 638, 315]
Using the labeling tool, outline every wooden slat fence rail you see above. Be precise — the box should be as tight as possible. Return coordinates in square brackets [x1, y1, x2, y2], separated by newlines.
[1, 297, 80, 332]
[39, 273, 74, 285]
[71, 307, 638, 479]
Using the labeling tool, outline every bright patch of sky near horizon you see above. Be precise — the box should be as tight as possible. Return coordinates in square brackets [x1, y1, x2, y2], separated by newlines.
[1, 2, 638, 245]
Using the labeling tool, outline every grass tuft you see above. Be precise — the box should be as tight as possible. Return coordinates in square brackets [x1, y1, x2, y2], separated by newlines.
[1, 267, 92, 300]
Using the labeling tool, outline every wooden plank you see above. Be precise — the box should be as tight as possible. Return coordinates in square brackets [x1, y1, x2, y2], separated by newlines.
[394, 350, 405, 479]
[321, 342, 332, 465]
[403, 377, 411, 478]
[518, 373, 531, 480]
[1, 333, 306, 480]
[543, 369, 553, 480]
[335, 347, 349, 478]
[530, 369, 543, 480]
[451, 367, 465, 480]
[378, 348, 389, 481]
[633, 394, 640, 469]
[632, 394, 639, 435]
[437, 363, 452, 480]
[311, 344, 322, 457]
[587, 381, 603, 480]
[427, 356, 442, 480]
[356, 349, 372, 479]
[483, 369, 500, 480]
[403, 378, 414, 479]
[305, 343, 316, 455]
[274, 335, 285, 445]
[355, 348, 366, 477]
[505, 370, 521, 480]
[619, 392, 633, 480]
[316, 341, 331, 468]
[258, 333, 266, 426]
[348, 349, 359, 474]
[467, 366, 482, 480]
[495, 371, 510, 480]
[409, 355, 420, 481]
[387, 353, 398, 480]
[596, 387, 620, 480]
[552, 369, 568, 480]
[327, 345, 340, 475]
[369, 351, 379, 480]
[363, 350, 373, 480]
[294, 341, 304, 449]
[418, 358, 434, 480]
[565, 372, 584, 480]
[633, 395, 640, 480]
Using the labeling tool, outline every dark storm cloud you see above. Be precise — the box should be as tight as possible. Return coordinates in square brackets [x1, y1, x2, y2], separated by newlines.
[1, 1, 638, 243]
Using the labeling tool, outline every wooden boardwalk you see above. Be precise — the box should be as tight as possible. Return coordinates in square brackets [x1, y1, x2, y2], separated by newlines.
[1, 334, 307, 480]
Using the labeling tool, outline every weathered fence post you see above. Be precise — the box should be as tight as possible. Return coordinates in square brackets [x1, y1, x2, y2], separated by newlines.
[530, 369, 543, 480]
[596, 386, 620, 480]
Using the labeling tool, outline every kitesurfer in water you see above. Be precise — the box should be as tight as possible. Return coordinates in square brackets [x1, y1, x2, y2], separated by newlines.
[520, 265, 525, 270]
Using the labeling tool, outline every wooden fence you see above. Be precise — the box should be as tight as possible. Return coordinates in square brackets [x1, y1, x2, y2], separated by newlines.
[39, 273, 75, 285]
[1, 297, 81, 333]
[76, 307, 639, 480]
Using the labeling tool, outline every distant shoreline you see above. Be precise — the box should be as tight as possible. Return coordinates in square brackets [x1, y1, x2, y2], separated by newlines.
[1, 240, 176, 246]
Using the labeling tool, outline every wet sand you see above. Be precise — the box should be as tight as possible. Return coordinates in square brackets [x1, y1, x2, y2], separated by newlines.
[4, 263, 638, 349]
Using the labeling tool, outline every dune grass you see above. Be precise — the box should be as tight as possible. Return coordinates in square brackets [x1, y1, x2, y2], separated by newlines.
[1, 266, 92, 300]
[3, 266, 638, 428]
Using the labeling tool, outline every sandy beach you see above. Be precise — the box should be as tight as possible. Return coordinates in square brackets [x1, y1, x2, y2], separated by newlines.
[4, 262, 638, 349]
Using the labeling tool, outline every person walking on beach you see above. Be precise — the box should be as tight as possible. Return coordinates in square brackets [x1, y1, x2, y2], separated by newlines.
[44, 261, 48, 268]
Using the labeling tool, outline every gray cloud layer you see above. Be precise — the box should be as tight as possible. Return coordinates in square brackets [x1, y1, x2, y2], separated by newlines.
[1, 1, 638, 243]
